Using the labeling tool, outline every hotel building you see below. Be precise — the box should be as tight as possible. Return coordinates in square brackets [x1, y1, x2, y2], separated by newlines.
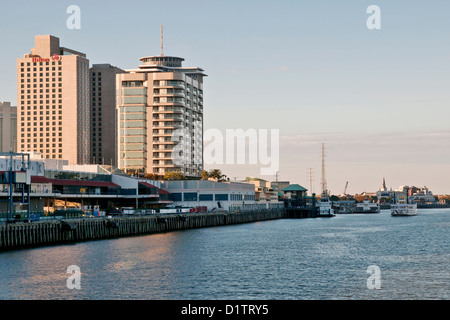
[90, 64, 124, 166]
[0, 102, 17, 152]
[17, 35, 90, 165]
[116, 54, 206, 176]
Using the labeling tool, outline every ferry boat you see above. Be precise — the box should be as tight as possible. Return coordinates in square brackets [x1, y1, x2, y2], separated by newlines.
[317, 195, 335, 217]
[390, 192, 418, 216]
[391, 203, 417, 216]
[353, 200, 380, 214]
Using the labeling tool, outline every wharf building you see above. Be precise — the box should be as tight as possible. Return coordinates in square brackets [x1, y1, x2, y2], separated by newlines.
[244, 177, 281, 203]
[376, 178, 436, 204]
[0, 102, 17, 152]
[17, 35, 90, 165]
[160, 180, 258, 212]
[396, 185, 436, 204]
[116, 54, 206, 177]
[0, 153, 285, 215]
[0, 153, 171, 215]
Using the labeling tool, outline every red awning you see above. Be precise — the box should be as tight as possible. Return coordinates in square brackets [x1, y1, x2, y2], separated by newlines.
[158, 189, 171, 195]
[139, 182, 158, 188]
[30, 176, 52, 183]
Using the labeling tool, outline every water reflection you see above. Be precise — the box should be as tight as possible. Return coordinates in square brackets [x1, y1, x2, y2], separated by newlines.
[0, 210, 449, 299]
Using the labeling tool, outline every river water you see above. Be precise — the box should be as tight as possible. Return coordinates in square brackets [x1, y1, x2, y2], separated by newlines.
[0, 209, 449, 300]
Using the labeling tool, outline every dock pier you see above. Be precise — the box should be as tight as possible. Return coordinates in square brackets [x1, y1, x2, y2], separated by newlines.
[286, 207, 316, 219]
[0, 209, 287, 251]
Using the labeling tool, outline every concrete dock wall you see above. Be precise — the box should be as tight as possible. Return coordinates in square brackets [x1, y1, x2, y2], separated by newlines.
[0, 209, 287, 251]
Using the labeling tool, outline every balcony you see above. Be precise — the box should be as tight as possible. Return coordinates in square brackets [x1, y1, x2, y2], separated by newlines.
[154, 155, 172, 160]
[153, 89, 185, 97]
[152, 146, 174, 151]
[153, 122, 184, 129]
[153, 81, 185, 89]
[153, 100, 185, 107]
[153, 130, 173, 135]
[162, 115, 184, 121]
[122, 81, 144, 88]
[153, 107, 184, 114]
[152, 140, 175, 145]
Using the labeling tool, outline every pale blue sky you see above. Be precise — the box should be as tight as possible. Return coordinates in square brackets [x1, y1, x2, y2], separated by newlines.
[1, 0, 449, 193]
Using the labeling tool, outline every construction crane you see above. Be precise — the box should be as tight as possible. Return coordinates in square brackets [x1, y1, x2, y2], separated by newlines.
[343, 181, 348, 195]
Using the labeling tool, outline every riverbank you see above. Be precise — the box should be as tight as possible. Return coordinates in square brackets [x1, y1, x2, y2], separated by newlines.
[0, 209, 287, 251]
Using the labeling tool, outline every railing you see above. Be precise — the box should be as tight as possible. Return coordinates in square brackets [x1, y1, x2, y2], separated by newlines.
[51, 190, 123, 196]
[0, 208, 288, 227]
[0, 211, 75, 223]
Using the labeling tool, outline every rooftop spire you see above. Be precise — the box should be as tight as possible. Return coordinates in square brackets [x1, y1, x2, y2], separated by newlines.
[160, 24, 164, 56]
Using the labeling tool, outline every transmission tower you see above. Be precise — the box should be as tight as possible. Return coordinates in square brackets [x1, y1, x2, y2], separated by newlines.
[321, 143, 328, 196]
[307, 168, 314, 195]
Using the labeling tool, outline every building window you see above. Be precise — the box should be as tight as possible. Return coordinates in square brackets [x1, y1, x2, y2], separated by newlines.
[199, 194, 213, 201]
[170, 193, 182, 201]
[215, 194, 229, 201]
[184, 193, 198, 201]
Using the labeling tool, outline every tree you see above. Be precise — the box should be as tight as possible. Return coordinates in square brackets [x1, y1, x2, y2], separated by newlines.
[200, 170, 209, 180]
[144, 173, 163, 180]
[163, 171, 186, 181]
[208, 169, 227, 182]
[330, 195, 340, 202]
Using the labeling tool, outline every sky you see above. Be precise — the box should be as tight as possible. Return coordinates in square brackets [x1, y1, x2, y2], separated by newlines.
[0, 0, 449, 194]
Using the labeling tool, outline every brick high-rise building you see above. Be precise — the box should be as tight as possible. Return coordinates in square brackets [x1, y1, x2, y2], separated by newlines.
[17, 35, 90, 164]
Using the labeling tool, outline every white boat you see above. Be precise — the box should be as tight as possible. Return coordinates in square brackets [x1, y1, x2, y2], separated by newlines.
[354, 200, 380, 214]
[317, 195, 335, 217]
[391, 203, 417, 216]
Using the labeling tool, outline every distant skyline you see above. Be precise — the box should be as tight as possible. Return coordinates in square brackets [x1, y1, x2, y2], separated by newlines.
[1, 0, 449, 194]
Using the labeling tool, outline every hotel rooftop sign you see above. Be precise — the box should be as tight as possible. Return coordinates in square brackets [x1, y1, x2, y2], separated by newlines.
[31, 54, 62, 63]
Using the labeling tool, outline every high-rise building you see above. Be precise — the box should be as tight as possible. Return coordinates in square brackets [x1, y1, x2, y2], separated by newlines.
[17, 35, 90, 164]
[90, 64, 124, 166]
[0, 102, 17, 152]
[116, 54, 206, 176]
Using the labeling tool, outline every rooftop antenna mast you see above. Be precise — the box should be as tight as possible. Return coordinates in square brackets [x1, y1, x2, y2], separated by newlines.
[160, 24, 164, 56]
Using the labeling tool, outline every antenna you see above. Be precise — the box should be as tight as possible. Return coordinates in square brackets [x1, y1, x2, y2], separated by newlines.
[321, 143, 328, 196]
[307, 168, 314, 195]
[161, 24, 164, 56]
